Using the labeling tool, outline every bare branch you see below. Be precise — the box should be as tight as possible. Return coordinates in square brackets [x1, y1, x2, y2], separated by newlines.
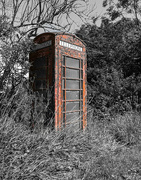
[0, 0, 91, 36]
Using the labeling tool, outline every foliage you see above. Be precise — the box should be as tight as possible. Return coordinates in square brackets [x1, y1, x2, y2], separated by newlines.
[76, 17, 141, 116]
[0, 36, 31, 94]
[103, 0, 141, 24]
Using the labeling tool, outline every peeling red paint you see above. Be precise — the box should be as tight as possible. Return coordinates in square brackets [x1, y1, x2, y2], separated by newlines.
[29, 32, 87, 131]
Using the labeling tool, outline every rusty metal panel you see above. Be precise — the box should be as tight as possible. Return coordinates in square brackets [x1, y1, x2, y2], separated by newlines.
[29, 33, 55, 127]
[55, 33, 87, 131]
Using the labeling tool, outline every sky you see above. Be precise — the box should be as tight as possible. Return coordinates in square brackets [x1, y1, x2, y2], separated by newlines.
[69, 0, 106, 32]
[38, 0, 106, 34]
[0, 0, 106, 34]
[89, 0, 106, 17]
[0, 0, 106, 35]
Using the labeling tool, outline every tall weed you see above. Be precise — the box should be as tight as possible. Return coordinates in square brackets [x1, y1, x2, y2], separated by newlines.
[0, 88, 141, 179]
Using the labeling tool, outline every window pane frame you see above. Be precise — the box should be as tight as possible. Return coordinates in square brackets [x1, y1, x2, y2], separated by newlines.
[62, 56, 84, 128]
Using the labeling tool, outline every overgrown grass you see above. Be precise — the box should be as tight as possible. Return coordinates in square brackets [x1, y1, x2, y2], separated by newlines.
[0, 89, 141, 179]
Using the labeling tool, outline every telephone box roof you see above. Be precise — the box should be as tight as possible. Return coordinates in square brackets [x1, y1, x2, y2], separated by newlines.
[34, 32, 86, 46]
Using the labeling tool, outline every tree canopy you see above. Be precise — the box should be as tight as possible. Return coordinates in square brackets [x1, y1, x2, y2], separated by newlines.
[76, 10, 141, 116]
[103, 0, 141, 24]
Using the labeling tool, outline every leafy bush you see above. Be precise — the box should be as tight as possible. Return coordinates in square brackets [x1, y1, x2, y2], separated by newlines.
[76, 19, 141, 116]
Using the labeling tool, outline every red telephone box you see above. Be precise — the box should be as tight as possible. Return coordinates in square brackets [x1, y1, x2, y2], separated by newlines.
[29, 32, 87, 130]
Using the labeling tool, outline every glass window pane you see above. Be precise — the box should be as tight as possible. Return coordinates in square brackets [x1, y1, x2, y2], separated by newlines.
[62, 79, 65, 89]
[66, 68, 79, 78]
[33, 56, 47, 68]
[80, 101, 83, 110]
[66, 111, 80, 124]
[66, 91, 79, 100]
[42, 91, 48, 100]
[63, 57, 65, 65]
[66, 57, 79, 68]
[66, 101, 80, 112]
[36, 90, 49, 99]
[66, 80, 79, 89]
[35, 80, 46, 89]
[63, 102, 65, 112]
[81, 60, 83, 69]
[80, 111, 83, 129]
[63, 113, 65, 124]
[80, 90, 83, 99]
[81, 111, 83, 119]
[34, 68, 47, 79]
[81, 70, 83, 79]
[81, 80, 83, 89]
[62, 67, 65, 77]
[63, 90, 65, 100]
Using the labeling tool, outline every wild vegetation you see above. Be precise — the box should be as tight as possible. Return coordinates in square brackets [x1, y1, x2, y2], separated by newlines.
[0, 93, 141, 179]
[76, 0, 141, 118]
[0, 0, 141, 179]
